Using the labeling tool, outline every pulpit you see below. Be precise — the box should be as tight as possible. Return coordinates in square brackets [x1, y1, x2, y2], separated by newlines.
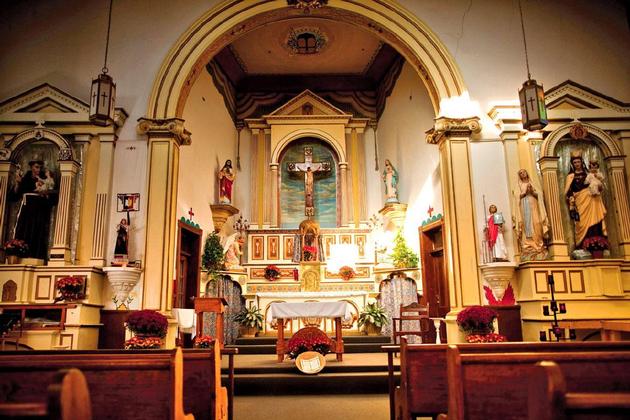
[194, 297, 228, 348]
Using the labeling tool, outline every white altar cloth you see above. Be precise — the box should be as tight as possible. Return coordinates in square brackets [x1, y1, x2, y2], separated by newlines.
[172, 308, 197, 336]
[270, 301, 351, 321]
[256, 291, 368, 299]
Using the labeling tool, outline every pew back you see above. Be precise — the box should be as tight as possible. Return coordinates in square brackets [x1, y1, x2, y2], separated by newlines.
[183, 345, 227, 420]
[394, 340, 630, 420]
[447, 347, 630, 420]
[0, 348, 192, 420]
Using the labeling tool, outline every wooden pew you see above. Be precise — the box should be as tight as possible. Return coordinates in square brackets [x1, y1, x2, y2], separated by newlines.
[0, 347, 193, 420]
[182, 343, 231, 420]
[528, 361, 630, 420]
[384, 339, 630, 420]
[0, 368, 92, 420]
[446, 346, 630, 420]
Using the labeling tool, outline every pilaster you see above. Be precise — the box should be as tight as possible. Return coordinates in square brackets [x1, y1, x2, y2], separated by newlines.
[538, 156, 569, 260]
[426, 116, 482, 308]
[137, 117, 190, 311]
[338, 162, 349, 227]
[349, 128, 361, 227]
[605, 156, 630, 259]
[0, 161, 17, 250]
[270, 163, 279, 228]
[90, 134, 116, 266]
[49, 158, 81, 265]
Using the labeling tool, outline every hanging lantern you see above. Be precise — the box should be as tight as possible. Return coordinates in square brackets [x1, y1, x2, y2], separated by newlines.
[519, 78, 548, 131]
[89, 72, 116, 126]
[89, 0, 115, 126]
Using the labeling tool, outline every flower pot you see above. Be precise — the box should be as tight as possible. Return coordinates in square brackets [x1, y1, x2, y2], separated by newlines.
[591, 250, 604, 259]
[365, 323, 382, 336]
[6, 255, 19, 264]
[239, 325, 258, 338]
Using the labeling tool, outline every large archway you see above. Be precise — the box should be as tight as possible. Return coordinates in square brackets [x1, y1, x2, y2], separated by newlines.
[147, 0, 467, 120]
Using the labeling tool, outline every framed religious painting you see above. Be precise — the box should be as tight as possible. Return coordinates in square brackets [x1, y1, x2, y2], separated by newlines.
[354, 234, 367, 257]
[340, 234, 352, 245]
[267, 236, 280, 260]
[251, 236, 264, 260]
[283, 236, 294, 260]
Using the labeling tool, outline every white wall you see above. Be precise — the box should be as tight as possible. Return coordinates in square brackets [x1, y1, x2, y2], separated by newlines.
[375, 62, 439, 253]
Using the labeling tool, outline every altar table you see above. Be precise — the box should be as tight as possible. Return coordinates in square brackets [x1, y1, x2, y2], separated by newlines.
[270, 301, 349, 362]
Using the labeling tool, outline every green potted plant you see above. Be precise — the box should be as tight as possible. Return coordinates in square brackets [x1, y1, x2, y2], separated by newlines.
[358, 302, 389, 335]
[202, 232, 225, 280]
[233, 305, 264, 337]
[391, 231, 419, 268]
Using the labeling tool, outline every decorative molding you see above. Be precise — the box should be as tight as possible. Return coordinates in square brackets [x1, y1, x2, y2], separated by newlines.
[137, 117, 191, 146]
[0, 83, 89, 115]
[426, 117, 482, 144]
[545, 80, 630, 113]
[541, 121, 623, 158]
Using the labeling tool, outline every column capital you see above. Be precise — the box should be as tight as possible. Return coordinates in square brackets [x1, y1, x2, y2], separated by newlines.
[426, 116, 481, 144]
[137, 117, 191, 146]
[538, 156, 560, 172]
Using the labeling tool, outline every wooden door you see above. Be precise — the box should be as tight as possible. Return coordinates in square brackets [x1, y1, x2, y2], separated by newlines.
[174, 221, 202, 309]
[419, 220, 449, 342]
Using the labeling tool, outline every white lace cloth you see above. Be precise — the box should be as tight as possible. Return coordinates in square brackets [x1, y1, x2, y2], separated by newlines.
[270, 301, 351, 321]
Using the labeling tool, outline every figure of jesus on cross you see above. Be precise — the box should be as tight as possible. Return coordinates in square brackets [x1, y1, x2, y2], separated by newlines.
[287, 146, 331, 217]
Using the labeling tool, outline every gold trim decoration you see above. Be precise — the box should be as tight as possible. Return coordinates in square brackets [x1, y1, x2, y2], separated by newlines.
[137, 117, 191, 146]
[426, 117, 482, 145]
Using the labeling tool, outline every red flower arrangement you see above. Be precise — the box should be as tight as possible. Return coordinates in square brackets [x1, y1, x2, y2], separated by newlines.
[193, 335, 214, 348]
[124, 336, 162, 349]
[126, 310, 168, 338]
[338, 265, 355, 281]
[302, 245, 318, 261]
[286, 327, 332, 359]
[54, 276, 85, 302]
[465, 332, 507, 343]
[582, 235, 609, 252]
[264, 265, 281, 281]
[456, 305, 498, 334]
[4, 239, 29, 257]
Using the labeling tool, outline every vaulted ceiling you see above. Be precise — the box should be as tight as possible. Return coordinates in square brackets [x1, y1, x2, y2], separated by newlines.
[206, 17, 404, 122]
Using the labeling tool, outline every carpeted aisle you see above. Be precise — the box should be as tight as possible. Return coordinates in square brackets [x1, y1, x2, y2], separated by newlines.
[234, 394, 389, 420]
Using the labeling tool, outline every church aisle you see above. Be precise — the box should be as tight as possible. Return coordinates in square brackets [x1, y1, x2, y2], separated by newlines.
[234, 394, 389, 420]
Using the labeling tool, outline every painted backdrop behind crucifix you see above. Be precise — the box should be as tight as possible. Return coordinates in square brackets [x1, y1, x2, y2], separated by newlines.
[280, 139, 337, 228]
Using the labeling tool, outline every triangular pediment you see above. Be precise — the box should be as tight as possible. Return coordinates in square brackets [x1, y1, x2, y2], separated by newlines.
[0, 83, 89, 116]
[267, 89, 349, 117]
[545, 80, 630, 112]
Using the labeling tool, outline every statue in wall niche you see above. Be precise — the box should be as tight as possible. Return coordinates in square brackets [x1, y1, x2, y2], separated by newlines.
[114, 218, 130, 258]
[12, 159, 57, 260]
[564, 150, 608, 256]
[515, 169, 549, 261]
[218, 159, 235, 204]
[485, 204, 508, 262]
[382, 159, 399, 204]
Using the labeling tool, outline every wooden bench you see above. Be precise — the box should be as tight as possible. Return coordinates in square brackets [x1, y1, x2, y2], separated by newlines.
[446, 346, 630, 420]
[0, 347, 194, 420]
[384, 339, 630, 420]
[528, 361, 630, 420]
[0, 368, 92, 420]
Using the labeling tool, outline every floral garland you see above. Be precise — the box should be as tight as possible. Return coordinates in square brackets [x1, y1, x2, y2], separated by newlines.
[338, 266, 355, 281]
[54, 276, 85, 302]
[124, 336, 162, 349]
[286, 326, 332, 359]
[4, 239, 29, 257]
[264, 265, 281, 281]
[465, 333, 507, 343]
[193, 335, 214, 348]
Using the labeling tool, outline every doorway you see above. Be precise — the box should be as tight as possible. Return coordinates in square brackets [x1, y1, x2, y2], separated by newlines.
[174, 221, 202, 309]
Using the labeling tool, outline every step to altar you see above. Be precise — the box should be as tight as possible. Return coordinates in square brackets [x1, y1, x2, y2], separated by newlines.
[227, 335, 391, 355]
[222, 352, 398, 396]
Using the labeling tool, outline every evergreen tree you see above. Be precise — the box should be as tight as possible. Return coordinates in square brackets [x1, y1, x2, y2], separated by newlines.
[391, 230, 419, 268]
[202, 232, 225, 279]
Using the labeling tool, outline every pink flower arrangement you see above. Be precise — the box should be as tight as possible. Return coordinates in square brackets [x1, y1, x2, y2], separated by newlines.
[264, 265, 281, 281]
[583, 235, 609, 251]
[193, 335, 214, 348]
[124, 336, 162, 349]
[456, 306, 498, 334]
[465, 333, 507, 343]
[126, 310, 168, 338]
[4, 239, 29, 257]
[55, 276, 85, 302]
[287, 326, 332, 359]
[339, 266, 355, 281]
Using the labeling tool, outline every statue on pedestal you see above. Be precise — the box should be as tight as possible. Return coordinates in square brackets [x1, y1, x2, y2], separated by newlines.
[222, 233, 244, 271]
[485, 204, 508, 262]
[382, 159, 399, 204]
[218, 159, 235, 204]
[515, 169, 548, 261]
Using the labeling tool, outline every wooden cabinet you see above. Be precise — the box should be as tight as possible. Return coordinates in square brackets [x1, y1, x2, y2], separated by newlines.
[0, 303, 76, 330]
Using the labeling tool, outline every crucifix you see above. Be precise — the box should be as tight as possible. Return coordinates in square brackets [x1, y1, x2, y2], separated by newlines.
[287, 146, 331, 217]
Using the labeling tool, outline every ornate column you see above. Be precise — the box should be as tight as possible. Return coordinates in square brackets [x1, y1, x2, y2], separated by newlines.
[49, 151, 81, 265]
[0, 160, 17, 252]
[605, 156, 630, 258]
[349, 128, 361, 227]
[426, 117, 482, 308]
[270, 163, 279, 227]
[90, 134, 116, 266]
[538, 156, 569, 260]
[338, 162, 349, 227]
[255, 129, 266, 228]
[137, 117, 191, 311]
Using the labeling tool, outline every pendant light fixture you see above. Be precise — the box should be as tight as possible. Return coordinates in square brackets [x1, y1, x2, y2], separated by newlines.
[518, 0, 548, 131]
[89, 0, 116, 126]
